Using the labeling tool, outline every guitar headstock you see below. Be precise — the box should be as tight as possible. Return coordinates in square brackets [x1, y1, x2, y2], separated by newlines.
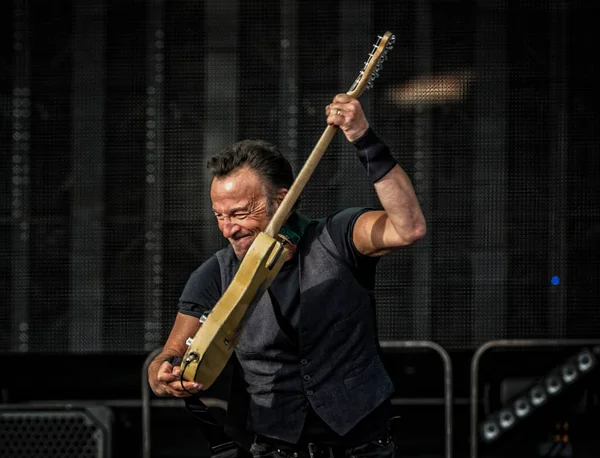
[347, 31, 395, 99]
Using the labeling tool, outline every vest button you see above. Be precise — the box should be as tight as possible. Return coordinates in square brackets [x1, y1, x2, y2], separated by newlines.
[306, 390, 314, 396]
[303, 374, 311, 381]
[300, 359, 308, 365]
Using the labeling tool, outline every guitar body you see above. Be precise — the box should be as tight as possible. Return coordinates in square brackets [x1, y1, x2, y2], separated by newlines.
[181, 232, 289, 388]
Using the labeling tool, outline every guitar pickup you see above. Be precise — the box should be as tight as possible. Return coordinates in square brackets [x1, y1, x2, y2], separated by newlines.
[266, 240, 286, 270]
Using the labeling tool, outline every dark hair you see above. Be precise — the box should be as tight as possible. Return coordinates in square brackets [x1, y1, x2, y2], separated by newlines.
[207, 140, 294, 209]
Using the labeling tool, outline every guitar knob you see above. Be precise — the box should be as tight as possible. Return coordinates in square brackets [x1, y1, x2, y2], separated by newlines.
[186, 337, 193, 347]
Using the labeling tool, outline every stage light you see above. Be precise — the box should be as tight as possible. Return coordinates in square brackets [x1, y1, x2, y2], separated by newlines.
[529, 385, 547, 407]
[479, 347, 598, 445]
[498, 409, 516, 429]
[577, 349, 595, 373]
[513, 397, 531, 418]
[544, 374, 563, 395]
[560, 363, 578, 384]
[481, 420, 500, 442]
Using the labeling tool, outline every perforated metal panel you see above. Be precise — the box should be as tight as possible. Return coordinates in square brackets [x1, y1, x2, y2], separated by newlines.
[0, 407, 111, 458]
[1, 1, 598, 354]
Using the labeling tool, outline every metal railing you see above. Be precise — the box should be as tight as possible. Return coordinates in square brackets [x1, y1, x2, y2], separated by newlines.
[380, 340, 453, 458]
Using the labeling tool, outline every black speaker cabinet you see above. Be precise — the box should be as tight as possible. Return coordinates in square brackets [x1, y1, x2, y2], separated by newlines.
[0, 404, 112, 458]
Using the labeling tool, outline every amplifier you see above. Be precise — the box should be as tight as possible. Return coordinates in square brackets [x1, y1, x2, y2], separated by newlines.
[0, 405, 112, 458]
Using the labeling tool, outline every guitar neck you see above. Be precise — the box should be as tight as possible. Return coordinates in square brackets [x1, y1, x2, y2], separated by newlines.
[264, 124, 338, 238]
[263, 32, 394, 239]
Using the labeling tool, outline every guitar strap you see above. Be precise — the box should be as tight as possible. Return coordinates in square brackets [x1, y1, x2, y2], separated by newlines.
[278, 212, 311, 245]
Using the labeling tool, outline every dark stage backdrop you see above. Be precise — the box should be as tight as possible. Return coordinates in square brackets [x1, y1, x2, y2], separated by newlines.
[1, 0, 598, 354]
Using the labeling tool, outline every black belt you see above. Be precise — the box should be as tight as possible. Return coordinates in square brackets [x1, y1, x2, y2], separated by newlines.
[307, 442, 347, 458]
[254, 443, 345, 458]
[252, 432, 393, 458]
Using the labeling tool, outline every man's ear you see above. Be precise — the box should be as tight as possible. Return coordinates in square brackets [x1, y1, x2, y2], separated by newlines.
[276, 189, 289, 205]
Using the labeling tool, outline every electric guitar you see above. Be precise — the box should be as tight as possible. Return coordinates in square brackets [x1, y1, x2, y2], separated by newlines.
[181, 32, 395, 388]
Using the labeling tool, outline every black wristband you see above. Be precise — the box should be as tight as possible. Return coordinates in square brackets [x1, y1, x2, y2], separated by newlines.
[352, 127, 398, 183]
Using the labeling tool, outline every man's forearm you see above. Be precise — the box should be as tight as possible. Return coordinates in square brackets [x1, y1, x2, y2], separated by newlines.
[353, 128, 426, 244]
[374, 164, 426, 244]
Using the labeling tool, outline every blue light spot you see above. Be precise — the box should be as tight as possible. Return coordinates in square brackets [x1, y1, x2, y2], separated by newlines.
[551, 276, 560, 286]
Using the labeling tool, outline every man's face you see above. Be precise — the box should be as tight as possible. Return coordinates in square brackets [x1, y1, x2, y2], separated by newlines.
[210, 167, 276, 260]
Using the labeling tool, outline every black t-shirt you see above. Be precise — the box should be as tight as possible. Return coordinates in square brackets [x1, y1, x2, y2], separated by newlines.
[179, 207, 378, 321]
[179, 207, 390, 445]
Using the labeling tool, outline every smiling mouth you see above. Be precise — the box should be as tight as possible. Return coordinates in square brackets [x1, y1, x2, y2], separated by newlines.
[231, 235, 252, 244]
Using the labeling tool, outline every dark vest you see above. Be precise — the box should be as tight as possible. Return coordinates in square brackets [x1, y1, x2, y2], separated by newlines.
[216, 219, 394, 444]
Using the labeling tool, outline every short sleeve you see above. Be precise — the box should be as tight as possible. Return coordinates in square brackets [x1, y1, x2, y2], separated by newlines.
[325, 207, 379, 287]
[178, 255, 222, 318]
